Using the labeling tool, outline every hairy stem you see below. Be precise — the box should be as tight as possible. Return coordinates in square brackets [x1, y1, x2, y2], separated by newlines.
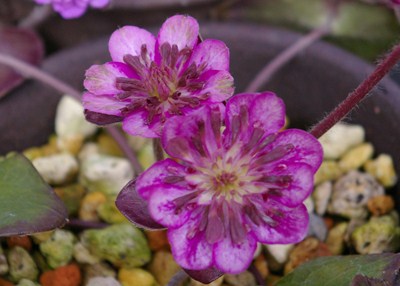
[309, 43, 400, 138]
[0, 52, 142, 173]
[167, 269, 189, 286]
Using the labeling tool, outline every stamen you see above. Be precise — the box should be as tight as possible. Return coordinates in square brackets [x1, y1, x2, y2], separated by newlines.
[258, 175, 292, 187]
[253, 144, 294, 165]
[239, 105, 249, 131]
[163, 175, 185, 184]
[229, 213, 247, 244]
[123, 54, 145, 76]
[206, 207, 225, 244]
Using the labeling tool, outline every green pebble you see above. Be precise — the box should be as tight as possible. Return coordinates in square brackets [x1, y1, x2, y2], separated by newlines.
[8, 246, 38, 282]
[351, 215, 400, 254]
[82, 223, 151, 268]
[39, 229, 75, 268]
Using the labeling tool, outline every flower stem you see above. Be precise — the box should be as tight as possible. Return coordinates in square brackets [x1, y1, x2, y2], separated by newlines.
[166, 269, 189, 286]
[0, 52, 142, 174]
[245, 24, 331, 93]
[309, 42, 400, 138]
[152, 138, 164, 161]
[19, 5, 53, 29]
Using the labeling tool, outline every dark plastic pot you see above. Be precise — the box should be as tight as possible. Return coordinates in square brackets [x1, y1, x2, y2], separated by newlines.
[1, 21, 399, 204]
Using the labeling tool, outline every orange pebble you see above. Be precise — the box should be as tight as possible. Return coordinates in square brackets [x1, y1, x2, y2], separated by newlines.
[145, 230, 170, 251]
[40, 264, 81, 286]
[367, 195, 395, 216]
[323, 217, 335, 230]
[0, 278, 14, 286]
[6, 236, 32, 251]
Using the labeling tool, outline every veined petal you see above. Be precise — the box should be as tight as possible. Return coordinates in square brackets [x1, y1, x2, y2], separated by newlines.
[250, 202, 309, 244]
[162, 106, 221, 163]
[109, 26, 156, 62]
[213, 234, 257, 274]
[260, 163, 314, 207]
[148, 185, 194, 228]
[84, 62, 137, 95]
[197, 70, 234, 102]
[136, 158, 187, 200]
[267, 129, 323, 172]
[225, 92, 285, 139]
[189, 39, 230, 71]
[122, 110, 160, 138]
[157, 15, 199, 51]
[168, 216, 213, 270]
[82, 92, 126, 116]
[115, 180, 164, 230]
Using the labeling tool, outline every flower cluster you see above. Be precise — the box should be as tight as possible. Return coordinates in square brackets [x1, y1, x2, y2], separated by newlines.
[83, 15, 234, 137]
[84, 15, 323, 283]
[34, 0, 109, 19]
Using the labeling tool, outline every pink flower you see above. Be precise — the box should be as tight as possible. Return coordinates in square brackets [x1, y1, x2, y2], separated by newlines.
[83, 15, 234, 138]
[116, 92, 323, 281]
[34, 0, 109, 19]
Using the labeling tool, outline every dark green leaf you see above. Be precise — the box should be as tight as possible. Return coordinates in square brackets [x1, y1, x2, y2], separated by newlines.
[276, 254, 400, 286]
[0, 153, 68, 236]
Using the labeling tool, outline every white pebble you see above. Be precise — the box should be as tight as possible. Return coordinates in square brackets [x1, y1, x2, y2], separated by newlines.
[55, 96, 97, 139]
[33, 153, 78, 185]
[80, 154, 133, 197]
[264, 244, 294, 264]
[319, 123, 365, 159]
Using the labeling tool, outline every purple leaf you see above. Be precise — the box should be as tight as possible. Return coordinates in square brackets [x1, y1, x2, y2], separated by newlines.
[115, 179, 165, 230]
[0, 26, 44, 99]
[184, 267, 224, 284]
[0, 153, 68, 236]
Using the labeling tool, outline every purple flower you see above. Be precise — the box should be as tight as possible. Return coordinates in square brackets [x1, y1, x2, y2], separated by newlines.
[83, 15, 234, 138]
[34, 0, 109, 19]
[117, 92, 323, 278]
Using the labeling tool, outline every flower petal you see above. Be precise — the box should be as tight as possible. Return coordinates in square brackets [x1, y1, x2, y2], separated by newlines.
[84, 62, 136, 95]
[225, 92, 285, 140]
[122, 110, 160, 138]
[90, 0, 109, 8]
[147, 185, 194, 228]
[168, 216, 213, 270]
[268, 129, 323, 172]
[189, 39, 230, 71]
[197, 70, 234, 102]
[82, 92, 126, 116]
[109, 26, 156, 62]
[53, 2, 88, 19]
[162, 105, 222, 163]
[136, 158, 187, 200]
[259, 163, 314, 207]
[184, 267, 224, 284]
[250, 202, 309, 244]
[213, 234, 257, 274]
[157, 15, 199, 51]
[115, 180, 164, 230]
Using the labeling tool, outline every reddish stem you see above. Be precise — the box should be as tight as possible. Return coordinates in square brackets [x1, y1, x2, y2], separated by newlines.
[309, 43, 400, 138]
